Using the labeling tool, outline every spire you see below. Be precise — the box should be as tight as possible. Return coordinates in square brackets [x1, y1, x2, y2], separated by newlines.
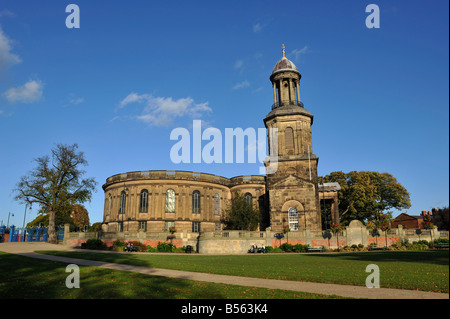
[282, 44, 286, 59]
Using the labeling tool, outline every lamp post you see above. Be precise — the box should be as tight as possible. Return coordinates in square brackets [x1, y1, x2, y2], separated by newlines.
[22, 203, 32, 229]
[7, 212, 14, 228]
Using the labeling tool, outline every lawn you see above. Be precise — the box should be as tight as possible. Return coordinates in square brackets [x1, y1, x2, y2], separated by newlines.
[0, 252, 343, 299]
[38, 250, 449, 293]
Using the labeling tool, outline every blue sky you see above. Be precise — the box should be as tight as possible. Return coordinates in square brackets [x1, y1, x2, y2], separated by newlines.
[0, 0, 448, 226]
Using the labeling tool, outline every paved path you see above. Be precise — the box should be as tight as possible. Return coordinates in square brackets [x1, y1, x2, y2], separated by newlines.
[1, 242, 448, 299]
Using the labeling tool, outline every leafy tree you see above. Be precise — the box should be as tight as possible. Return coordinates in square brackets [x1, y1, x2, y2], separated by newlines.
[431, 207, 449, 230]
[14, 143, 97, 243]
[221, 191, 260, 231]
[320, 171, 410, 225]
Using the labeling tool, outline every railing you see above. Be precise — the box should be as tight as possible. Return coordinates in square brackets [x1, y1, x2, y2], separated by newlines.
[271, 100, 304, 110]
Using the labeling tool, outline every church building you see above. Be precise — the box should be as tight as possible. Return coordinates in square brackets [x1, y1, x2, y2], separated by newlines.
[102, 46, 340, 234]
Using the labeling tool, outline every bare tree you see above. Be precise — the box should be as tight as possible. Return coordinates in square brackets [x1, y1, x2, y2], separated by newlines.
[14, 143, 97, 243]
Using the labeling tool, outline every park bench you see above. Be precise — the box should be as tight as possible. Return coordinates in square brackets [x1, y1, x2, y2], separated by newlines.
[369, 245, 385, 251]
[307, 246, 324, 252]
[435, 243, 449, 249]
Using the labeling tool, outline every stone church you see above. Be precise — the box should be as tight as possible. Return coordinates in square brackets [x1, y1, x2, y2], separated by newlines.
[101, 46, 340, 234]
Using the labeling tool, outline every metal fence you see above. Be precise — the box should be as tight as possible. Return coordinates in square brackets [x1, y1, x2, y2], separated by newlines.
[0, 225, 64, 242]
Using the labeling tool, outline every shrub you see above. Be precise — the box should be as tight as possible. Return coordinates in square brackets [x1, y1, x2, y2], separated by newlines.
[293, 244, 306, 253]
[146, 245, 158, 252]
[85, 238, 106, 250]
[157, 241, 175, 252]
[280, 243, 293, 252]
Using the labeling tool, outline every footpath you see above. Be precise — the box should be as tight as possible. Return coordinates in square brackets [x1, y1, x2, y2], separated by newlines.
[0, 242, 448, 299]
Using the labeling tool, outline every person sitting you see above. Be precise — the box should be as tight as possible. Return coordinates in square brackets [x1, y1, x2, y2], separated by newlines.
[126, 242, 131, 252]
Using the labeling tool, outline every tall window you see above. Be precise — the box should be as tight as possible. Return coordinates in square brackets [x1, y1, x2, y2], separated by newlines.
[285, 127, 294, 149]
[107, 194, 111, 215]
[214, 193, 221, 215]
[288, 207, 299, 231]
[244, 193, 253, 206]
[165, 189, 175, 213]
[192, 190, 201, 214]
[140, 189, 149, 213]
[119, 191, 126, 214]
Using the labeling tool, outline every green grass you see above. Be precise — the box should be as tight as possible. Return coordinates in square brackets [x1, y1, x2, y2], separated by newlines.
[38, 250, 449, 293]
[0, 252, 343, 299]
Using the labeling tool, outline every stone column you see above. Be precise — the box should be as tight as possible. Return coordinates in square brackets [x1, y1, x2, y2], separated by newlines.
[273, 82, 277, 106]
[296, 80, 300, 104]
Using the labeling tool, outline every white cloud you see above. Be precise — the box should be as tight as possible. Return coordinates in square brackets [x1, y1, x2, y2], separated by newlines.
[232, 80, 250, 90]
[253, 23, 263, 33]
[0, 9, 15, 18]
[119, 93, 212, 126]
[3, 80, 43, 103]
[234, 59, 244, 69]
[0, 26, 21, 75]
[289, 46, 309, 61]
[68, 93, 84, 105]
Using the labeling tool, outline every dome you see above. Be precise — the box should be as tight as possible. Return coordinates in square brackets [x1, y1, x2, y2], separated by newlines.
[272, 57, 299, 74]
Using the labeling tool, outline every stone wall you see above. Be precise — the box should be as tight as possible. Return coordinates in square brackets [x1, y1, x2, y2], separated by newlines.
[64, 223, 449, 254]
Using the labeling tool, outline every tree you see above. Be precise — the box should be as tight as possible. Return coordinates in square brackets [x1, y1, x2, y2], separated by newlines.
[320, 171, 410, 225]
[221, 191, 260, 231]
[14, 143, 97, 243]
[432, 207, 449, 230]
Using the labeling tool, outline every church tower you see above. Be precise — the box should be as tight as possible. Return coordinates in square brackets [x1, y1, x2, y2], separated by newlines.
[264, 45, 322, 232]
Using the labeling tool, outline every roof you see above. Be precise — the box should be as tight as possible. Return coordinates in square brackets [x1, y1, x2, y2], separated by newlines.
[272, 57, 299, 75]
[318, 182, 341, 191]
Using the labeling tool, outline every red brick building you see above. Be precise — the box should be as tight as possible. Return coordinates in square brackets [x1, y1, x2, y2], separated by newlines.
[392, 211, 432, 229]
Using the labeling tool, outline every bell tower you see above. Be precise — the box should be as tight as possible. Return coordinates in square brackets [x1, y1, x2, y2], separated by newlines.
[264, 45, 322, 232]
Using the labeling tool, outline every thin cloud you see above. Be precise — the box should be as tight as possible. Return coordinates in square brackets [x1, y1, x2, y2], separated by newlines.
[3, 80, 43, 103]
[253, 23, 263, 33]
[289, 46, 309, 61]
[119, 93, 212, 126]
[232, 80, 250, 90]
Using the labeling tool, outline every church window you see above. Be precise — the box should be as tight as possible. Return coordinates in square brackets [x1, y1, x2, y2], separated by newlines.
[192, 190, 201, 214]
[138, 221, 147, 231]
[288, 207, 299, 231]
[140, 189, 149, 213]
[192, 222, 201, 233]
[214, 193, 221, 215]
[165, 221, 175, 232]
[285, 127, 294, 149]
[244, 193, 253, 206]
[107, 194, 111, 215]
[165, 189, 176, 213]
[119, 191, 126, 214]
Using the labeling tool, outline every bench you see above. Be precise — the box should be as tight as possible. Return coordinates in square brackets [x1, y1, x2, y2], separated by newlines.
[307, 246, 324, 252]
[369, 245, 385, 251]
[435, 243, 449, 249]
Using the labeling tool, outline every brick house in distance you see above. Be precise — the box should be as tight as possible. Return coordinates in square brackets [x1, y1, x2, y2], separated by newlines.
[392, 210, 433, 229]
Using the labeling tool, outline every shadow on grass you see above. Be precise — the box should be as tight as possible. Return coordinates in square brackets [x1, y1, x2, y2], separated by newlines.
[307, 250, 449, 266]
[0, 252, 224, 299]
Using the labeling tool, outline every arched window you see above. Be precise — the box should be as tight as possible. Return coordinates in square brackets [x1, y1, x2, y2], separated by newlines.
[285, 127, 294, 149]
[192, 190, 201, 214]
[107, 194, 112, 215]
[214, 193, 221, 215]
[140, 189, 149, 213]
[244, 193, 253, 206]
[288, 207, 299, 231]
[119, 191, 126, 214]
[165, 189, 175, 213]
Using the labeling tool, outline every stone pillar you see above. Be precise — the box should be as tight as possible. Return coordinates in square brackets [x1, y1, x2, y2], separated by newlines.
[296, 80, 300, 104]
[273, 82, 277, 106]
